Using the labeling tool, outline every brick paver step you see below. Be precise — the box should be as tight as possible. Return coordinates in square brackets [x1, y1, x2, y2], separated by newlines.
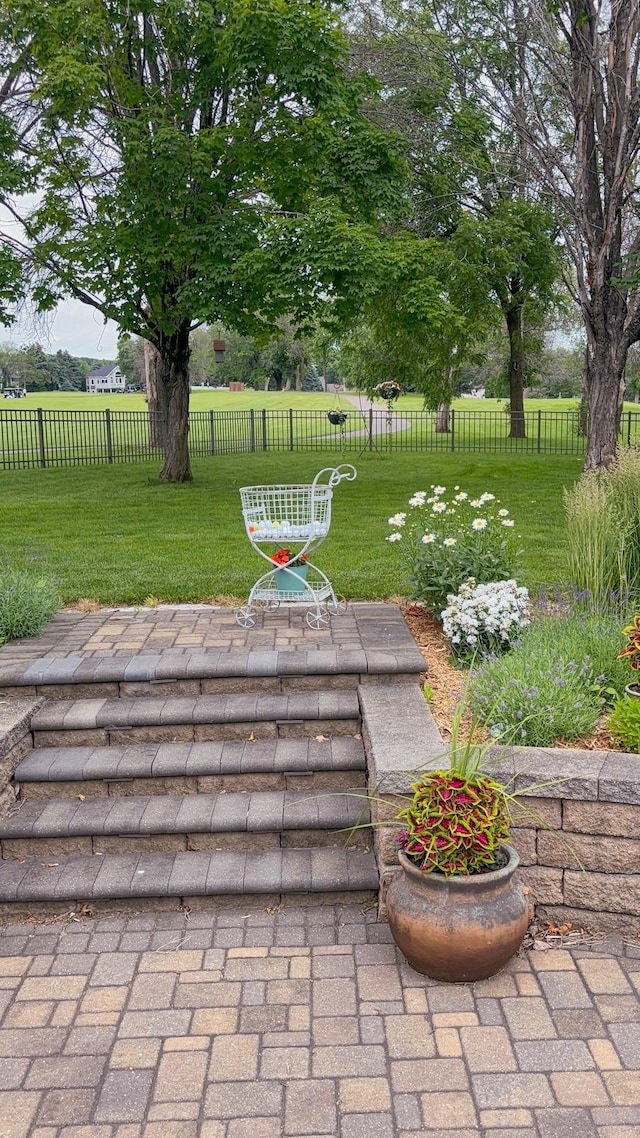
[14, 736, 366, 786]
[0, 789, 369, 842]
[0, 847, 379, 905]
[30, 690, 361, 746]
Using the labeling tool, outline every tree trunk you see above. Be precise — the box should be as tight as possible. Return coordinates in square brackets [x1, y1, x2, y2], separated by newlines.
[158, 321, 193, 482]
[583, 336, 626, 471]
[577, 347, 589, 437]
[435, 401, 451, 433]
[144, 339, 167, 449]
[505, 303, 526, 438]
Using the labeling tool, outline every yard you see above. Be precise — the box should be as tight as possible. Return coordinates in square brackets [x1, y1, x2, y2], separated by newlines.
[1, 450, 579, 604]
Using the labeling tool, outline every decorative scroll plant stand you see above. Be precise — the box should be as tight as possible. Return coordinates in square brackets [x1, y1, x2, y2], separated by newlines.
[236, 465, 357, 629]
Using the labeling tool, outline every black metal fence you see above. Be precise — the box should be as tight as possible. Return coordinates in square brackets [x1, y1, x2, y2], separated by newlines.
[2, 406, 640, 470]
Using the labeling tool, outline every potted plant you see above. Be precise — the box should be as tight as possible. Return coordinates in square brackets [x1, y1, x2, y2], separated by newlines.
[384, 710, 531, 982]
[270, 549, 309, 593]
[619, 615, 640, 698]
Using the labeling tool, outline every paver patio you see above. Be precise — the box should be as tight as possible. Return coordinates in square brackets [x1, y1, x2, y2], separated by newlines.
[0, 905, 639, 1137]
[0, 604, 639, 1135]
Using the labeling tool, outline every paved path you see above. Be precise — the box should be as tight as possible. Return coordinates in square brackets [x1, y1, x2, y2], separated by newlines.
[0, 907, 638, 1137]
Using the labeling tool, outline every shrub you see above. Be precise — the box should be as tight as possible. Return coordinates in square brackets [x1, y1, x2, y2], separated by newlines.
[441, 578, 530, 660]
[468, 610, 627, 745]
[0, 569, 59, 642]
[386, 485, 519, 615]
[470, 609, 633, 746]
[608, 697, 640, 752]
[564, 445, 640, 607]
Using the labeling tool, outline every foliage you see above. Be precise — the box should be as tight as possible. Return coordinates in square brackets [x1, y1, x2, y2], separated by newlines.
[395, 702, 512, 877]
[608, 697, 640, 753]
[619, 616, 640, 672]
[2, 0, 405, 480]
[386, 484, 518, 614]
[0, 343, 92, 392]
[441, 578, 529, 660]
[396, 769, 511, 876]
[564, 446, 640, 607]
[0, 568, 59, 642]
[468, 608, 635, 745]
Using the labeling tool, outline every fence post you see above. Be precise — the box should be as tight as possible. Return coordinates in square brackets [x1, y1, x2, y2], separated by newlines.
[537, 409, 542, 454]
[209, 409, 216, 455]
[289, 408, 294, 451]
[628, 410, 632, 447]
[262, 408, 268, 451]
[104, 408, 113, 463]
[368, 407, 374, 451]
[450, 409, 455, 452]
[250, 409, 256, 452]
[36, 407, 46, 468]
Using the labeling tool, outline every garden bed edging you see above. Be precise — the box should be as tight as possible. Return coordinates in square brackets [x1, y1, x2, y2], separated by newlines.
[359, 684, 640, 934]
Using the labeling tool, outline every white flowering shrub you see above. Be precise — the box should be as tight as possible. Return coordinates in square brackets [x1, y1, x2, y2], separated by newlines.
[442, 578, 530, 659]
[386, 484, 520, 613]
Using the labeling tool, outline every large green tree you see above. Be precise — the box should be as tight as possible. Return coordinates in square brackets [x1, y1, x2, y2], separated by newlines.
[1, 0, 402, 480]
[348, 0, 562, 436]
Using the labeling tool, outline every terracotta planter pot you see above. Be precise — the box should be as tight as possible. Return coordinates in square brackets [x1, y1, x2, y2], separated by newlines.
[385, 845, 531, 982]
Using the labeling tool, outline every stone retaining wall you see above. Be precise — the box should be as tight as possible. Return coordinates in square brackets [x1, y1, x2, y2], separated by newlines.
[359, 684, 640, 934]
[0, 697, 41, 818]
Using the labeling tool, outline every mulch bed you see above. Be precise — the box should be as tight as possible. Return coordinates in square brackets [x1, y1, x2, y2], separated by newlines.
[401, 602, 620, 752]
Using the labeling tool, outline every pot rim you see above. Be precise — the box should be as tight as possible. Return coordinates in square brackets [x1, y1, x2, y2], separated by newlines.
[398, 844, 520, 892]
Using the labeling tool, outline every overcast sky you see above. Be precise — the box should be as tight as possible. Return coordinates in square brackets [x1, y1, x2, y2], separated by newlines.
[2, 297, 120, 359]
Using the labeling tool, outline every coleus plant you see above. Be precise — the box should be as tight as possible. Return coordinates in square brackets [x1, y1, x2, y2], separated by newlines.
[619, 615, 640, 670]
[396, 770, 510, 877]
[395, 700, 512, 877]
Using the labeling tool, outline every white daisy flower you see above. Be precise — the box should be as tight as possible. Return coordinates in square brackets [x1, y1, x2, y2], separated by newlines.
[502, 519, 515, 527]
[409, 493, 427, 508]
[470, 499, 483, 508]
[432, 502, 446, 514]
[443, 538, 457, 547]
[479, 492, 495, 502]
[433, 485, 446, 496]
[472, 518, 488, 531]
[454, 492, 468, 502]
[421, 533, 436, 544]
[387, 532, 402, 542]
[498, 508, 509, 517]
[388, 513, 407, 527]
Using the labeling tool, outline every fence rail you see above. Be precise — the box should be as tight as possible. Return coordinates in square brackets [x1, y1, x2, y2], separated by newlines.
[1, 406, 639, 470]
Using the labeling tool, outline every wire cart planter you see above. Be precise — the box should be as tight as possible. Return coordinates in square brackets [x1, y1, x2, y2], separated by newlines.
[236, 465, 357, 629]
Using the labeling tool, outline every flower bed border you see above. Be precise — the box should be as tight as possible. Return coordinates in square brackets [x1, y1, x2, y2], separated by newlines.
[359, 683, 640, 934]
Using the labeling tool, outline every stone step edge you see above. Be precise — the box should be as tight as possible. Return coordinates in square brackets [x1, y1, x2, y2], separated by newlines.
[0, 646, 425, 691]
[30, 692, 360, 732]
[0, 848, 379, 902]
[0, 791, 370, 839]
[13, 738, 366, 784]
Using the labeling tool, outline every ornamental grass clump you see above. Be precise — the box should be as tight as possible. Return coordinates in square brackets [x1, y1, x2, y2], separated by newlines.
[564, 445, 640, 608]
[386, 484, 518, 615]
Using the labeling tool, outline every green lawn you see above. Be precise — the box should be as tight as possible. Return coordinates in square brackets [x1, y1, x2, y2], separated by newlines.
[0, 451, 580, 604]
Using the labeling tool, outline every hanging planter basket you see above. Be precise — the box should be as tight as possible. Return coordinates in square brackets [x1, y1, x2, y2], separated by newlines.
[375, 381, 401, 404]
[327, 410, 348, 426]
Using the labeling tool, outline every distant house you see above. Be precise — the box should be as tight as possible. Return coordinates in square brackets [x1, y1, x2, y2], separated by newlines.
[86, 364, 125, 393]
